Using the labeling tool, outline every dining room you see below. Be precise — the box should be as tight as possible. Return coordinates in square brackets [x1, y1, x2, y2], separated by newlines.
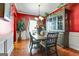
[10, 3, 79, 56]
[13, 3, 64, 56]
[0, 3, 79, 56]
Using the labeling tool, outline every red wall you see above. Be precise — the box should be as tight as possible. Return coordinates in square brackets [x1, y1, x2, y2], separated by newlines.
[11, 4, 17, 42]
[68, 4, 79, 32]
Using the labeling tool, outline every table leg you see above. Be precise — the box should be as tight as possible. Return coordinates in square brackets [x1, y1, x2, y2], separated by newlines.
[45, 47, 47, 56]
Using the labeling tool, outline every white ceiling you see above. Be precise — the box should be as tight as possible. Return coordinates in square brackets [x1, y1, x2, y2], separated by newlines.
[15, 3, 60, 16]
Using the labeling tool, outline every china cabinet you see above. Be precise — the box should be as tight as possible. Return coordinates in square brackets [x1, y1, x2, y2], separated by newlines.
[46, 8, 69, 48]
[46, 9, 65, 32]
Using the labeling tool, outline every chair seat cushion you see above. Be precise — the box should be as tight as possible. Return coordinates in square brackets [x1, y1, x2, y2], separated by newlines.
[46, 40, 55, 45]
[40, 40, 55, 47]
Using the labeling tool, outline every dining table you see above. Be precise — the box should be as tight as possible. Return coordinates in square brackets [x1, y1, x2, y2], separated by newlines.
[31, 32, 47, 46]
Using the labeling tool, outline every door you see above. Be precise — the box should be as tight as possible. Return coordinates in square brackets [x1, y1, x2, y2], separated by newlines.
[29, 20, 37, 34]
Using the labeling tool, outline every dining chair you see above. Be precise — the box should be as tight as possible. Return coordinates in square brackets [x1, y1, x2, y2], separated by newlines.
[29, 32, 40, 56]
[40, 32, 59, 56]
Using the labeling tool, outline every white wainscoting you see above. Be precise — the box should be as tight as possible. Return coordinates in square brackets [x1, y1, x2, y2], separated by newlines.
[16, 30, 30, 40]
[7, 33, 14, 56]
[0, 33, 14, 56]
[69, 32, 79, 51]
[21, 31, 27, 40]
[0, 43, 4, 53]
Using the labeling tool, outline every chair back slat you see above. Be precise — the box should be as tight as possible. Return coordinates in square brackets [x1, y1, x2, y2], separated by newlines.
[46, 32, 58, 44]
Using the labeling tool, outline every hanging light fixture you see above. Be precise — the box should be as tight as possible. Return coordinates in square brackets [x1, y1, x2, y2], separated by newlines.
[34, 17, 38, 20]
[34, 4, 44, 21]
[38, 4, 44, 21]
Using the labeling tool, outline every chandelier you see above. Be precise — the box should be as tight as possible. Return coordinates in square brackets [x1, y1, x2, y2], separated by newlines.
[34, 4, 44, 21]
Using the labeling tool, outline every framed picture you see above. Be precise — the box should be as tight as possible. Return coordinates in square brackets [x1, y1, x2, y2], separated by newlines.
[4, 3, 11, 21]
[0, 3, 4, 17]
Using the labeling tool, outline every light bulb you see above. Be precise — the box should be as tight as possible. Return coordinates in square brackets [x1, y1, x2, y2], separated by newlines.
[39, 16, 44, 21]
[34, 17, 38, 20]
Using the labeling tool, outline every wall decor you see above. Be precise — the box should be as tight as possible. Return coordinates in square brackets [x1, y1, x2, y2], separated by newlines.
[0, 3, 11, 21]
[4, 3, 11, 21]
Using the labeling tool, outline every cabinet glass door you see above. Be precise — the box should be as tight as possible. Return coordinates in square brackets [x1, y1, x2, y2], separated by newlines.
[52, 17, 56, 30]
[46, 14, 64, 32]
[57, 15, 63, 30]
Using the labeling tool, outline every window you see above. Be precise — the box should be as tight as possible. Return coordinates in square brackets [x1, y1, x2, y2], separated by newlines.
[46, 11, 64, 32]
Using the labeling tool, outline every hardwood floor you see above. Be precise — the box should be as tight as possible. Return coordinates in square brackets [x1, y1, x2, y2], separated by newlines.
[11, 40, 79, 56]
[11, 40, 43, 56]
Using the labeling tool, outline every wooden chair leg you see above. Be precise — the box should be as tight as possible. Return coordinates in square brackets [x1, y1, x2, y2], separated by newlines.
[55, 46, 58, 56]
[30, 44, 33, 56]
